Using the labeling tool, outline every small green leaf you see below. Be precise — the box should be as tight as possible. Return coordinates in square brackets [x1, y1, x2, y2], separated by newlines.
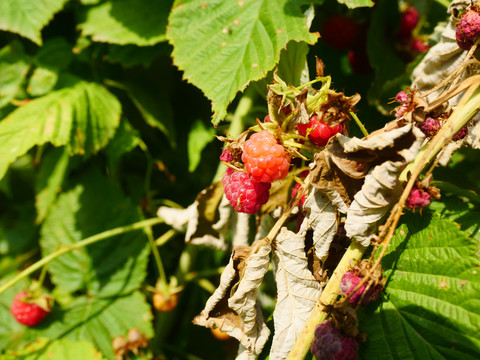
[35, 147, 70, 223]
[0, 0, 69, 45]
[0, 41, 31, 109]
[0, 79, 121, 180]
[188, 119, 216, 172]
[79, 0, 172, 46]
[40, 169, 149, 297]
[27, 67, 58, 96]
[167, 0, 319, 124]
[106, 119, 141, 169]
[337, 0, 374, 8]
[35, 37, 74, 71]
[359, 213, 480, 359]
[24, 292, 153, 360]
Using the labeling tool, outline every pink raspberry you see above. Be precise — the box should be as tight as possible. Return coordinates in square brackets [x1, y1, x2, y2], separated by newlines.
[340, 270, 382, 306]
[420, 117, 441, 137]
[311, 320, 358, 360]
[395, 90, 409, 104]
[395, 105, 408, 119]
[222, 168, 271, 214]
[242, 130, 291, 183]
[453, 125, 468, 141]
[406, 187, 431, 210]
[219, 148, 233, 162]
[456, 9, 480, 50]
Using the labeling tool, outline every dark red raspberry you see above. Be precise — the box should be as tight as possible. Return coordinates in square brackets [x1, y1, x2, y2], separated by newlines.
[453, 125, 468, 141]
[11, 291, 51, 326]
[420, 117, 441, 137]
[222, 168, 271, 214]
[410, 38, 430, 53]
[311, 320, 359, 360]
[242, 130, 291, 183]
[406, 187, 431, 210]
[397, 6, 419, 41]
[297, 115, 342, 147]
[340, 270, 382, 306]
[322, 15, 359, 50]
[456, 9, 480, 50]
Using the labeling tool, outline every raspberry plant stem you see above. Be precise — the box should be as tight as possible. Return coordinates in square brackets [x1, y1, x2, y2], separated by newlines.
[286, 241, 366, 360]
[0, 217, 164, 295]
[349, 111, 369, 137]
[146, 225, 168, 293]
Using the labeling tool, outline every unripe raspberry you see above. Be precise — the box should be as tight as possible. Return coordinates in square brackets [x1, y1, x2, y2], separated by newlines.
[406, 187, 431, 210]
[456, 9, 480, 50]
[395, 105, 408, 119]
[222, 168, 271, 214]
[311, 320, 359, 360]
[242, 130, 291, 183]
[395, 90, 409, 104]
[420, 117, 441, 137]
[340, 270, 382, 306]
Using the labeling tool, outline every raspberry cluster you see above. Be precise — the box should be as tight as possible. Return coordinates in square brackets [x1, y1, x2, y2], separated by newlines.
[311, 320, 359, 360]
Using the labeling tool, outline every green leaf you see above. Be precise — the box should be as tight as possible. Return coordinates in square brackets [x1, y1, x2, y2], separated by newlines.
[107, 43, 171, 68]
[35, 37, 73, 71]
[25, 292, 153, 360]
[188, 119, 215, 172]
[106, 119, 141, 169]
[40, 169, 149, 297]
[35, 147, 70, 224]
[27, 67, 58, 97]
[0, 0, 69, 45]
[359, 213, 480, 360]
[0, 41, 32, 109]
[167, 0, 319, 124]
[0, 79, 121, 181]
[79, 0, 172, 46]
[337, 0, 374, 8]
[0, 339, 105, 360]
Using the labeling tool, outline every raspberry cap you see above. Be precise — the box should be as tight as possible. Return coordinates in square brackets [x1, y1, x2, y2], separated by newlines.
[311, 320, 359, 360]
[222, 168, 271, 214]
[11, 291, 51, 327]
[456, 9, 480, 50]
[242, 130, 291, 183]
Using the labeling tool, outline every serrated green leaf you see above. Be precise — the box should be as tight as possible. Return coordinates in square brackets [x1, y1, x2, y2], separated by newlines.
[167, 0, 319, 124]
[0, 41, 31, 109]
[40, 169, 149, 297]
[0, 0, 69, 45]
[0, 79, 121, 181]
[359, 213, 480, 360]
[188, 119, 215, 172]
[0, 338, 105, 360]
[35, 147, 70, 223]
[79, 0, 172, 46]
[337, 0, 374, 8]
[24, 292, 153, 360]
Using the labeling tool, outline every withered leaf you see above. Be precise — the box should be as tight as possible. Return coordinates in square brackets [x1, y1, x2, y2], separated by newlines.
[194, 240, 271, 357]
[345, 125, 425, 246]
[270, 228, 323, 360]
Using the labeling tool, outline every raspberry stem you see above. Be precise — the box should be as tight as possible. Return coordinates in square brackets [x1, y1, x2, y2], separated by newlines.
[349, 111, 369, 137]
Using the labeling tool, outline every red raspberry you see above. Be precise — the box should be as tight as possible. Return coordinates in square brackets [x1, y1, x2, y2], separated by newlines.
[322, 15, 359, 50]
[297, 115, 343, 147]
[242, 130, 291, 183]
[406, 187, 431, 210]
[219, 148, 233, 162]
[410, 38, 430, 53]
[397, 6, 419, 41]
[340, 270, 382, 306]
[456, 9, 480, 51]
[311, 320, 359, 360]
[347, 47, 372, 74]
[222, 168, 271, 214]
[11, 291, 51, 326]
[420, 117, 441, 137]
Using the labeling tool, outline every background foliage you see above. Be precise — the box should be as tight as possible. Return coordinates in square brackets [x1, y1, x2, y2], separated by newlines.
[0, 0, 478, 359]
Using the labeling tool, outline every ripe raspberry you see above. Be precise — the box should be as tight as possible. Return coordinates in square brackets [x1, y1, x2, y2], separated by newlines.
[222, 168, 271, 214]
[11, 291, 51, 326]
[453, 125, 468, 141]
[420, 117, 441, 137]
[219, 148, 233, 162]
[242, 130, 291, 183]
[397, 6, 419, 40]
[456, 9, 480, 50]
[406, 187, 431, 210]
[410, 38, 430, 53]
[340, 270, 382, 306]
[322, 15, 359, 50]
[297, 115, 343, 147]
[311, 320, 358, 360]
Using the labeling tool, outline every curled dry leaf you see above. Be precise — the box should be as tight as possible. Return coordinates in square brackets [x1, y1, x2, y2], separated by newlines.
[345, 124, 425, 246]
[156, 182, 231, 251]
[270, 227, 323, 360]
[194, 239, 271, 358]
